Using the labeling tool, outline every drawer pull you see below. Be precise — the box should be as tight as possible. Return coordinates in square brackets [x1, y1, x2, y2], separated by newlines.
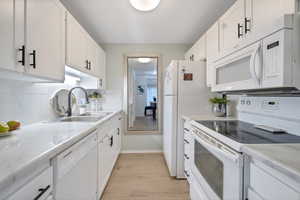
[184, 170, 190, 177]
[184, 128, 190, 132]
[184, 139, 190, 144]
[184, 154, 190, 160]
[34, 185, 51, 200]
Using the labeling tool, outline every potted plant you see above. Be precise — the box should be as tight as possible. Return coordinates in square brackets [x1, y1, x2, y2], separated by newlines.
[209, 97, 229, 117]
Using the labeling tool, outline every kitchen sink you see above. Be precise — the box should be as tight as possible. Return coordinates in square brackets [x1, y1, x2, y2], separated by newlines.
[59, 116, 104, 122]
[47, 112, 113, 123]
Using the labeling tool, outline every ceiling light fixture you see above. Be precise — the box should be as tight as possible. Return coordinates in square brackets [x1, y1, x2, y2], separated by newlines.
[138, 58, 152, 63]
[129, 0, 161, 12]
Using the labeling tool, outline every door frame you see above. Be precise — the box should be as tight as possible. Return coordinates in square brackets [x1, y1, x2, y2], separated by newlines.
[123, 53, 163, 135]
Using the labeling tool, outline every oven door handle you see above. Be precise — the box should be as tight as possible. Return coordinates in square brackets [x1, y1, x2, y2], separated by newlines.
[195, 134, 240, 163]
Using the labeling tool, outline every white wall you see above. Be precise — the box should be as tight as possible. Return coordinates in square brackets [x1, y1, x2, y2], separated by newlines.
[101, 43, 189, 153]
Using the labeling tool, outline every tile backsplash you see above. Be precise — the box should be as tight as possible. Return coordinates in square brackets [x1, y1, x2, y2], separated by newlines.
[0, 78, 75, 125]
[0, 78, 121, 125]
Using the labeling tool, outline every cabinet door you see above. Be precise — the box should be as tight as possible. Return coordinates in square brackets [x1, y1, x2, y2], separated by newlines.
[96, 46, 106, 89]
[206, 22, 219, 87]
[245, 0, 295, 44]
[0, 0, 24, 72]
[185, 35, 206, 62]
[219, 0, 245, 57]
[66, 13, 88, 72]
[26, 0, 65, 81]
[85, 36, 98, 75]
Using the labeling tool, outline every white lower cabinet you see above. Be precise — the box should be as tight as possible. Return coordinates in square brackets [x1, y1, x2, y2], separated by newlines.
[97, 113, 123, 199]
[7, 167, 53, 200]
[244, 155, 300, 200]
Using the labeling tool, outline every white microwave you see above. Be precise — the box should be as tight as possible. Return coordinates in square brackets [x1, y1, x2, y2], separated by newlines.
[211, 14, 300, 92]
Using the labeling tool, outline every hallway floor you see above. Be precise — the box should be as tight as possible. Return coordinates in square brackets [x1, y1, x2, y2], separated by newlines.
[101, 153, 190, 200]
[128, 117, 158, 131]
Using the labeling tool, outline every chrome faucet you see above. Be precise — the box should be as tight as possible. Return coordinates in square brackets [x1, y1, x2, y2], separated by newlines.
[67, 87, 90, 117]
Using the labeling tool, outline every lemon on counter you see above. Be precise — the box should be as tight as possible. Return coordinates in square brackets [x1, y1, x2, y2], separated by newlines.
[0, 122, 9, 134]
[7, 121, 21, 131]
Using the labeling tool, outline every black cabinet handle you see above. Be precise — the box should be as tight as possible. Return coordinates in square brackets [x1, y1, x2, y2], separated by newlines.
[184, 139, 190, 144]
[184, 170, 190, 177]
[184, 154, 190, 160]
[18, 45, 25, 66]
[245, 18, 251, 34]
[117, 128, 120, 135]
[238, 23, 243, 38]
[184, 128, 190, 132]
[110, 136, 113, 147]
[30, 50, 36, 69]
[34, 185, 50, 200]
[88, 61, 92, 70]
[85, 60, 89, 70]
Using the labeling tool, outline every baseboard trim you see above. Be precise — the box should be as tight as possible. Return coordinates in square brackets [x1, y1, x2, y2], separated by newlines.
[121, 150, 162, 154]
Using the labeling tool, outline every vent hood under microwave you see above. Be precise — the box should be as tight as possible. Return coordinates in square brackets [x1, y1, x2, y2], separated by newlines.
[211, 13, 300, 93]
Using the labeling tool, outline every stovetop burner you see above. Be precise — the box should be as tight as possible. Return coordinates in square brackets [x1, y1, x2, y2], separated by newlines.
[196, 120, 300, 144]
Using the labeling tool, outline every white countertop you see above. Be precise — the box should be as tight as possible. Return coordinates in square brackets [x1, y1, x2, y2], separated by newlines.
[0, 110, 121, 199]
[242, 144, 300, 183]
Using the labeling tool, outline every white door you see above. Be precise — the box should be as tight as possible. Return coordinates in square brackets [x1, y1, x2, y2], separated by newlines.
[164, 61, 178, 96]
[66, 12, 88, 72]
[26, 0, 65, 81]
[163, 95, 177, 177]
[219, 0, 245, 57]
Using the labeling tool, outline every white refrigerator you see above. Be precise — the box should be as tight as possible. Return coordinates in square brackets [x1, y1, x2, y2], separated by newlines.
[163, 60, 212, 178]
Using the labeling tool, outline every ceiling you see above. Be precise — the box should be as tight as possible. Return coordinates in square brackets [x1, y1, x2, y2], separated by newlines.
[61, 0, 235, 44]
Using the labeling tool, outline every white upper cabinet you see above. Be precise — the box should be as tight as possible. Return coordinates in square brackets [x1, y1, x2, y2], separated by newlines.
[245, 0, 296, 45]
[219, 0, 245, 58]
[0, 0, 65, 82]
[185, 34, 207, 62]
[66, 12, 106, 82]
[25, 0, 65, 82]
[85, 36, 98, 75]
[66, 13, 88, 72]
[96, 47, 106, 90]
[206, 22, 219, 87]
[0, 0, 18, 72]
[0, 0, 25, 73]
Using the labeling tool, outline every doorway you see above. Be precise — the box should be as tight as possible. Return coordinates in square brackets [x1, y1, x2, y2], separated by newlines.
[125, 55, 161, 134]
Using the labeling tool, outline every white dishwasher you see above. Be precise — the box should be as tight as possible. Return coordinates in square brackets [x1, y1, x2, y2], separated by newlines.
[53, 131, 98, 200]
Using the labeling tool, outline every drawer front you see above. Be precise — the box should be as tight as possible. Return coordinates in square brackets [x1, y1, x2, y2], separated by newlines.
[7, 167, 53, 200]
[249, 162, 300, 200]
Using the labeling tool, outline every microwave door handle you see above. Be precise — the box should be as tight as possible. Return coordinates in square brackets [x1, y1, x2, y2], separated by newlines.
[250, 44, 261, 85]
[196, 135, 240, 163]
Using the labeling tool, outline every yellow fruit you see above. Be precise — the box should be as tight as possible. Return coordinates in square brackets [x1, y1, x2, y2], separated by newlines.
[0, 122, 9, 133]
[7, 121, 21, 131]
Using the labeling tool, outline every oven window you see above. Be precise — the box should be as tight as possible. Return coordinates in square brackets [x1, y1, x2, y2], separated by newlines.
[195, 140, 224, 199]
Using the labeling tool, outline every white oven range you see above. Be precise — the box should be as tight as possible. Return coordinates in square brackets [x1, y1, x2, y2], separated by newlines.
[189, 96, 300, 200]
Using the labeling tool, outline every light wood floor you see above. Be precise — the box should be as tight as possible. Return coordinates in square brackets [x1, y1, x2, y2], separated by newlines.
[128, 117, 158, 131]
[101, 153, 190, 200]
